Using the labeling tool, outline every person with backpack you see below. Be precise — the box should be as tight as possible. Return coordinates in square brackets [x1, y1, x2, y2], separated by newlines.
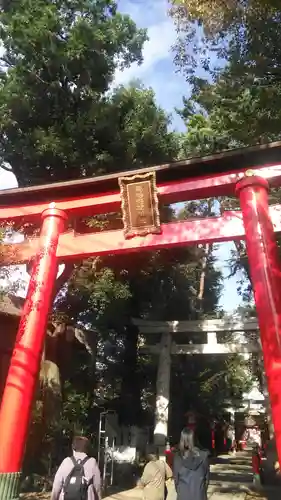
[173, 428, 209, 500]
[51, 435, 101, 500]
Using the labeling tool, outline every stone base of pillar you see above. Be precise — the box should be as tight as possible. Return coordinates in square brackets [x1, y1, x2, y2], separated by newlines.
[0, 472, 21, 500]
[158, 446, 166, 460]
[154, 433, 166, 447]
[153, 435, 166, 461]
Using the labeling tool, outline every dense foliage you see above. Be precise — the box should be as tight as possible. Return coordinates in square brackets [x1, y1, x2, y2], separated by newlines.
[0, 0, 178, 185]
[171, 1, 279, 36]
[171, 0, 281, 147]
[170, 0, 281, 299]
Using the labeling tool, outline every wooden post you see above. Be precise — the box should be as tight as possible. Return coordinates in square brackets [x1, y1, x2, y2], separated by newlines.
[154, 330, 172, 448]
[0, 207, 67, 500]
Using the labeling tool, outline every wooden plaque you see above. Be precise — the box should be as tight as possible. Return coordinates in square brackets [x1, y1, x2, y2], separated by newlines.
[119, 171, 161, 239]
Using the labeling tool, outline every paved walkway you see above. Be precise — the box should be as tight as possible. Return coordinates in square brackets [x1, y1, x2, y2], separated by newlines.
[103, 452, 254, 500]
[207, 452, 252, 499]
[21, 451, 280, 500]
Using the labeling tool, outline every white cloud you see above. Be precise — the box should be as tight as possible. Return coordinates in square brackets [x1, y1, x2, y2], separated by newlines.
[118, 0, 171, 28]
[0, 168, 18, 190]
[114, 18, 177, 86]
[114, 0, 188, 130]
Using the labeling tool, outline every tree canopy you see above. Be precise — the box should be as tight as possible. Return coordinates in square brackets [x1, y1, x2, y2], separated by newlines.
[0, 0, 178, 185]
[170, 0, 281, 299]
[171, 0, 280, 36]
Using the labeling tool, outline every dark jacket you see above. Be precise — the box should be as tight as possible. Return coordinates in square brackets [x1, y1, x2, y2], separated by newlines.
[173, 449, 209, 500]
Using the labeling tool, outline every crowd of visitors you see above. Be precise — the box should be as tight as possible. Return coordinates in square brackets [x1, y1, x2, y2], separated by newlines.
[50, 428, 209, 500]
[50, 424, 269, 500]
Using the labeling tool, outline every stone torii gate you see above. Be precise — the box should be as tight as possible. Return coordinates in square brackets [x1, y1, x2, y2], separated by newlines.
[133, 318, 261, 446]
[1, 142, 281, 497]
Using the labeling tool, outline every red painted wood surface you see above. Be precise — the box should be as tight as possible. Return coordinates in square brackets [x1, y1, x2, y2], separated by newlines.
[0, 208, 67, 472]
[236, 175, 281, 471]
[2, 205, 281, 264]
[1, 163, 281, 223]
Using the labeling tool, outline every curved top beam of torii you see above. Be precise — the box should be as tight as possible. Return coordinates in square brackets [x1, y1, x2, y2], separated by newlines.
[1, 140, 281, 220]
[1, 140, 281, 264]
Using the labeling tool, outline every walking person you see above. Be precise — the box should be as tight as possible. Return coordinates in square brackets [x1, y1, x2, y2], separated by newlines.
[252, 443, 262, 489]
[226, 424, 236, 455]
[173, 428, 209, 500]
[51, 435, 101, 500]
[137, 445, 173, 500]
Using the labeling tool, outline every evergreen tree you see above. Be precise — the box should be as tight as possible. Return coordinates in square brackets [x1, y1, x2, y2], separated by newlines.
[0, 0, 178, 185]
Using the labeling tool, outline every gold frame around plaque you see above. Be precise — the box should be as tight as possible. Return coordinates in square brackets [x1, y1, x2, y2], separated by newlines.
[119, 171, 161, 239]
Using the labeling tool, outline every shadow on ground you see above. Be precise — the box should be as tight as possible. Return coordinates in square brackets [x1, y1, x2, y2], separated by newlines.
[245, 486, 281, 500]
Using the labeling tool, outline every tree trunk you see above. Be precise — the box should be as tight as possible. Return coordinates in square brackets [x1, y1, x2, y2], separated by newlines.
[119, 322, 142, 425]
[196, 243, 212, 316]
[233, 240, 251, 281]
[197, 243, 210, 301]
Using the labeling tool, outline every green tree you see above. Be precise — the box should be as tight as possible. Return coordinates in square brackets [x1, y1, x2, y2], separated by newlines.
[170, 0, 281, 300]
[171, 0, 281, 144]
[0, 0, 177, 186]
[171, 0, 279, 36]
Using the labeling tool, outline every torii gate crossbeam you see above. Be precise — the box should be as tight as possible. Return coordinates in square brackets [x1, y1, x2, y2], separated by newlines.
[1, 142, 281, 499]
[2, 205, 281, 264]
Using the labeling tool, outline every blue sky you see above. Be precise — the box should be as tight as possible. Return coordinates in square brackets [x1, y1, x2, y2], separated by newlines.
[116, 0, 188, 131]
[0, 0, 244, 312]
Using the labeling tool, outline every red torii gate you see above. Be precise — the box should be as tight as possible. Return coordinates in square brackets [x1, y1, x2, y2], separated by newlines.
[1, 142, 281, 497]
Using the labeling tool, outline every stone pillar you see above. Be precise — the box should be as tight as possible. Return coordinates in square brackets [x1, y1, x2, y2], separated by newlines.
[154, 330, 172, 449]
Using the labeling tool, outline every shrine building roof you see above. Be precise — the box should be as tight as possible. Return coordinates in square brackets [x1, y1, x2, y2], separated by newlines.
[1, 140, 281, 205]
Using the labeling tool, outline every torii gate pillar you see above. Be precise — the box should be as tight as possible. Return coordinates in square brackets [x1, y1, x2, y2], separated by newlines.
[236, 174, 281, 466]
[154, 330, 172, 449]
[0, 206, 67, 500]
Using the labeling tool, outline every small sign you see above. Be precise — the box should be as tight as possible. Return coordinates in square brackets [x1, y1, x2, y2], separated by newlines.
[118, 171, 161, 239]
